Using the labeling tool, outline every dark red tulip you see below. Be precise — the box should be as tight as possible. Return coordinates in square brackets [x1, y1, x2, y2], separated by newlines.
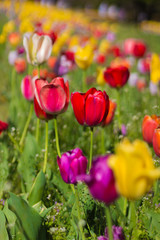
[71, 88, 109, 127]
[104, 66, 129, 88]
[35, 77, 69, 116]
[0, 120, 8, 135]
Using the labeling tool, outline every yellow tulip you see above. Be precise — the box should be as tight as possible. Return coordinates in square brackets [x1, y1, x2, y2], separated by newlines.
[75, 45, 93, 70]
[108, 138, 160, 200]
[99, 39, 110, 54]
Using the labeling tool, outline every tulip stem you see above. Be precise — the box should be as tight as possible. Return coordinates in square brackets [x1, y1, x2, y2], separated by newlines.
[8, 132, 22, 153]
[37, 65, 40, 78]
[11, 67, 16, 99]
[43, 121, 48, 173]
[19, 103, 33, 147]
[82, 70, 87, 92]
[71, 185, 85, 240]
[101, 128, 105, 154]
[54, 118, 61, 158]
[105, 206, 113, 240]
[116, 89, 121, 130]
[35, 118, 40, 143]
[123, 197, 128, 216]
[89, 127, 94, 170]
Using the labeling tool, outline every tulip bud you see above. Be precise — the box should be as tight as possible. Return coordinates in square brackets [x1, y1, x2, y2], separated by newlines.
[153, 127, 160, 157]
[57, 148, 88, 184]
[81, 155, 118, 204]
[142, 115, 159, 144]
[21, 75, 34, 101]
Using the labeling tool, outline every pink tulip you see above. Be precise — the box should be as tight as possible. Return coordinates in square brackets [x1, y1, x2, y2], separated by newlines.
[21, 75, 35, 101]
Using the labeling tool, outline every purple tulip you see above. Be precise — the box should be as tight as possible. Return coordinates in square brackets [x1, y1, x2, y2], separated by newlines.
[57, 148, 88, 184]
[105, 225, 125, 240]
[81, 155, 118, 204]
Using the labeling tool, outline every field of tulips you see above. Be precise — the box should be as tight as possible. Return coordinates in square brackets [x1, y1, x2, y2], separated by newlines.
[1, 1, 160, 240]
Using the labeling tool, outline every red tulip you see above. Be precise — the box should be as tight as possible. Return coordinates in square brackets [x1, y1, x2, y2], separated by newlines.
[0, 120, 8, 135]
[34, 96, 53, 121]
[102, 100, 116, 126]
[142, 115, 160, 144]
[104, 66, 129, 88]
[153, 127, 160, 157]
[71, 88, 109, 127]
[21, 75, 35, 101]
[133, 41, 146, 58]
[35, 77, 69, 116]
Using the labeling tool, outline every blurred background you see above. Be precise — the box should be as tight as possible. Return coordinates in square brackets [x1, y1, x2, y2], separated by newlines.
[35, 0, 160, 21]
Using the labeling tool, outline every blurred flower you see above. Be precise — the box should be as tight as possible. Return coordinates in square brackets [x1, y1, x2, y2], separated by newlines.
[8, 32, 21, 46]
[149, 82, 158, 95]
[32, 68, 48, 79]
[109, 138, 160, 200]
[71, 88, 109, 127]
[23, 33, 52, 65]
[47, 56, 57, 69]
[80, 155, 118, 204]
[0, 120, 8, 135]
[150, 53, 160, 84]
[14, 58, 26, 73]
[153, 127, 160, 157]
[75, 45, 93, 70]
[96, 53, 106, 65]
[121, 124, 127, 136]
[142, 115, 159, 144]
[104, 66, 129, 88]
[57, 148, 88, 184]
[96, 68, 105, 85]
[35, 77, 69, 116]
[21, 75, 35, 101]
[105, 225, 125, 240]
[8, 50, 18, 65]
[124, 39, 146, 58]
[137, 58, 150, 74]
[136, 78, 146, 91]
[17, 46, 25, 55]
[102, 100, 116, 126]
[128, 72, 138, 87]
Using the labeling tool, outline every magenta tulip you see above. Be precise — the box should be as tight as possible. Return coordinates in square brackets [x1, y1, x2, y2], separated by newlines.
[57, 148, 88, 184]
[80, 155, 118, 204]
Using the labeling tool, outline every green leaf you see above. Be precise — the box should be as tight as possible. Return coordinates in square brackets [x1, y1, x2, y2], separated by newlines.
[0, 143, 9, 198]
[8, 192, 47, 240]
[32, 201, 53, 218]
[3, 201, 17, 238]
[145, 210, 160, 238]
[18, 133, 39, 192]
[28, 170, 46, 206]
[0, 210, 9, 240]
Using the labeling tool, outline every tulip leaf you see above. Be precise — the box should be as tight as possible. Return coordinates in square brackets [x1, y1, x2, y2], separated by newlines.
[145, 210, 160, 238]
[0, 210, 9, 240]
[3, 201, 17, 238]
[32, 201, 53, 218]
[8, 192, 47, 240]
[28, 170, 46, 206]
[0, 143, 9, 198]
[18, 133, 39, 192]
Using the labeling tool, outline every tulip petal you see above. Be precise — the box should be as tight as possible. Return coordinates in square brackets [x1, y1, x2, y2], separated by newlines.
[34, 79, 48, 107]
[57, 154, 70, 183]
[34, 96, 53, 120]
[36, 35, 52, 64]
[85, 92, 108, 126]
[23, 36, 31, 64]
[40, 85, 66, 114]
[71, 92, 85, 125]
